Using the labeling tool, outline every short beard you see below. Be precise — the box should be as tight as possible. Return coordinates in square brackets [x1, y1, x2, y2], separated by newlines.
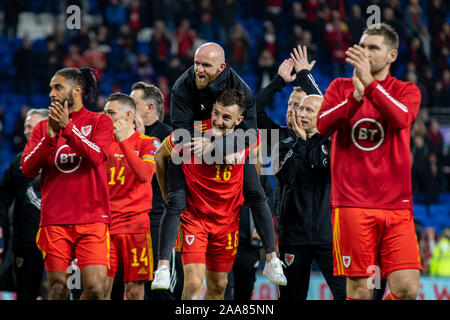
[67, 91, 75, 108]
[51, 90, 75, 108]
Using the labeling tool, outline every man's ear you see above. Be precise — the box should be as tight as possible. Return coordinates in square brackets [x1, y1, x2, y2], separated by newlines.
[388, 49, 398, 64]
[72, 85, 82, 99]
[235, 115, 244, 127]
[127, 110, 134, 121]
[219, 62, 226, 73]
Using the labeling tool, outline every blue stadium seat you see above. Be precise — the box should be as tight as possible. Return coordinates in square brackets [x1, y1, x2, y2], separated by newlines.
[87, 0, 100, 15]
[3, 112, 19, 136]
[241, 73, 258, 93]
[428, 204, 450, 232]
[32, 38, 47, 54]
[429, 204, 448, 217]
[413, 203, 428, 224]
[137, 41, 150, 55]
[4, 93, 27, 109]
[439, 192, 450, 204]
[30, 93, 49, 108]
[0, 36, 9, 51]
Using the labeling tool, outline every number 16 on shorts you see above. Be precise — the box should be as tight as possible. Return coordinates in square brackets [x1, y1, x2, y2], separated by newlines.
[225, 230, 239, 256]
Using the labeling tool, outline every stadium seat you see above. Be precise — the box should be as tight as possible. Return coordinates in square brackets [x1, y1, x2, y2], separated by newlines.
[241, 73, 258, 93]
[30, 93, 49, 108]
[429, 204, 448, 217]
[413, 203, 428, 224]
[428, 204, 450, 231]
[137, 41, 150, 55]
[438, 192, 450, 204]
[32, 38, 47, 54]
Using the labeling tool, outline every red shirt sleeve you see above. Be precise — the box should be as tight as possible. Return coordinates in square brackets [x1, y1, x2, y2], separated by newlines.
[118, 136, 158, 183]
[317, 78, 362, 137]
[21, 120, 57, 178]
[364, 80, 421, 129]
[61, 114, 113, 166]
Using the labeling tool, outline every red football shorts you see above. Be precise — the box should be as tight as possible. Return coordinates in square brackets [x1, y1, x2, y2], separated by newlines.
[178, 209, 240, 273]
[36, 223, 110, 271]
[332, 207, 422, 279]
[107, 232, 154, 282]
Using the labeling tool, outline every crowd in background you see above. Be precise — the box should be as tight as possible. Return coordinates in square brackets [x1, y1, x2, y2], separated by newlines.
[1, 0, 449, 108]
[0, 0, 449, 276]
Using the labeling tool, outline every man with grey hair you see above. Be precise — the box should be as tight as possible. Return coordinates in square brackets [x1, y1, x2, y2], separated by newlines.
[131, 81, 167, 130]
[0, 108, 49, 300]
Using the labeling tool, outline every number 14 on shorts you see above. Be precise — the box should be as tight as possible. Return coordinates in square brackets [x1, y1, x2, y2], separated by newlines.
[131, 247, 148, 267]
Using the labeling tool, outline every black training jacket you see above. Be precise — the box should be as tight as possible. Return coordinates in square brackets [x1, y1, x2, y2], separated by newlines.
[0, 153, 41, 248]
[275, 132, 332, 245]
[170, 64, 256, 131]
[145, 120, 173, 227]
[169, 65, 258, 155]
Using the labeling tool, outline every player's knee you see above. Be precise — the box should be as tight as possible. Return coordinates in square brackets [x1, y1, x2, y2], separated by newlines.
[125, 282, 144, 300]
[392, 284, 419, 300]
[352, 286, 372, 300]
[208, 277, 228, 296]
[83, 282, 105, 300]
[347, 277, 372, 300]
[48, 279, 69, 300]
[185, 277, 203, 295]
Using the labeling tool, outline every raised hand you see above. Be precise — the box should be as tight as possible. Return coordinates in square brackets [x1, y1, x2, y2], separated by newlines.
[345, 45, 374, 88]
[352, 69, 365, 102]
[278, 59, 297, 83]
[289, 108, 307, 140]
[290, 45, 316, 73]
[134, 112, 145, 134]
[48, 100, 70, 130]
[46, 116, 60, 137]
[113, 118, 129, 142]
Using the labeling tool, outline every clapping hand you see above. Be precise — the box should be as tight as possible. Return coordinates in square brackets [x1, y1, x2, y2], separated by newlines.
[278, 59, 297, 83]
[289, 108, 307, 140]
[352, 69, 365, 102]
[345, 45, 374, 88]
[48, 100, 70, 130]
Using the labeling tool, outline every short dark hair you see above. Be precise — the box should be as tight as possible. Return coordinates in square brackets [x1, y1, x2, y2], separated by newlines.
[131, 81, 164, 121]
[362, 22, 399, 50]
[216, 89, 246, 114]
[55, 67, 98, 103]
[105, 92, 136, 113]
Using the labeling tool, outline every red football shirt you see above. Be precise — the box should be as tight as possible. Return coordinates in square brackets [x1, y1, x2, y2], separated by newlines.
[163, 119, 260, 225]
[317, 74, 421, 210]
[21, 106, 113, 226]
[107, 131, 159, 234]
